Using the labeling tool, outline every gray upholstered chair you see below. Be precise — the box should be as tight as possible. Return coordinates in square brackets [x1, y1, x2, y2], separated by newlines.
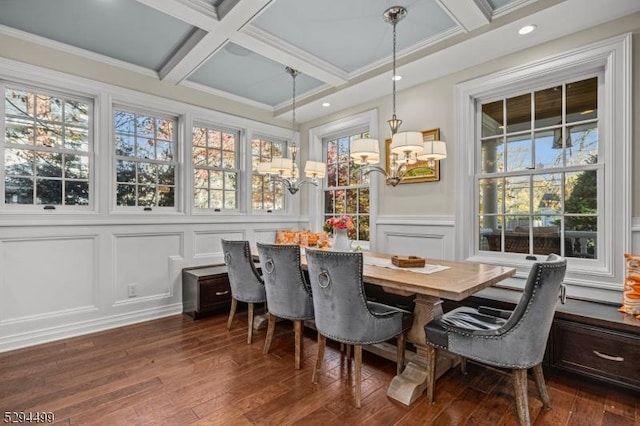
[305, 249, 412, 408]
[257, 243, 314, 369]
[424, 254, 567, 426]
[221, 239, 266, 345]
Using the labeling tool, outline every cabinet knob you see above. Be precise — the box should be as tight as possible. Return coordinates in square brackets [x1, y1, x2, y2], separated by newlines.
[215, 290, 229, 296]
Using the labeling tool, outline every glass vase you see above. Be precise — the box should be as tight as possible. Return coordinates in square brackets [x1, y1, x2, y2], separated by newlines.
[332, 228, 350, 252]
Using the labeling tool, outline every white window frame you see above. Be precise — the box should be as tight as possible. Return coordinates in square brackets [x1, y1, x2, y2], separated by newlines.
[309, 109, 379, 249]
[250, 133, 288, 214]
[112, 104, 179, 212]
[455, 34, 631, 299]
[1, 81, 95, 212]
[322, 129, 372, 244]
[191, 121, 240, 213]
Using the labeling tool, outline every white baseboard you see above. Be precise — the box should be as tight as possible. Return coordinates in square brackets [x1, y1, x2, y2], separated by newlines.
[0, 303, 183, 353]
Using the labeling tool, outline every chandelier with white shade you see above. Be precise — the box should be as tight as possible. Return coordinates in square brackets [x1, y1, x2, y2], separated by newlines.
[257, 67, 326, 194]
[349, 6, 446, 187]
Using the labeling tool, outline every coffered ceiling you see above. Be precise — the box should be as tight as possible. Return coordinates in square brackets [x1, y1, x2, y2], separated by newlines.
[0, 0, 638, 123]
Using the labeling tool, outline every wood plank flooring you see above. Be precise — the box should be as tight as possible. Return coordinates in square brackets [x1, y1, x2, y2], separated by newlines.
[1, 312, 638, 425]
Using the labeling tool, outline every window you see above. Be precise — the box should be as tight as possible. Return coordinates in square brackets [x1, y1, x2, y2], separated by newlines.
[478, 77, 600, 260]
[323, 130, 371, 241]
[192, 124, 238, 211]
[456, 35, 631, 298]
[3, 85, 92, 208]
[114, 108, 177, 209]
[251, 136, 285, 212]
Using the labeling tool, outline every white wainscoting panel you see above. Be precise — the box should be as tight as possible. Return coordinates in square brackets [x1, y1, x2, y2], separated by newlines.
[194, 230, 245, 258]
[375, 216, 455, 260]
[113, 233, 182, 303]
[0, 236, 98, 322]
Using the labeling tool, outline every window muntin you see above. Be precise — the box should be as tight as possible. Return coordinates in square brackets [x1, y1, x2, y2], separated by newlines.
[192, 125, 238, 211]
[478, 76, 599, 259]
[251, 136, 285, 212]
[323, 131, 371, 241]
[114, 108, 177, 208]
[3, 86, 92, 207]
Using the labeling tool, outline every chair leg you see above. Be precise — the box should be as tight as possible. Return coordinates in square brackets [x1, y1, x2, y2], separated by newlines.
[354, 344, 362, 408]
[263, 313, 277, 354]
[346, 344, 352, 362]
[532, 363, 551, 410]
[227, 297, 237, 330]
[460, 357, 468, 375]
[426, 345, 437, 404]
[512, 369, 531, 426]
[396, 333, 406, 375]
[247, 302, 255, 345]
[294, 319, 303, 370]
[312, 334, 326, 384]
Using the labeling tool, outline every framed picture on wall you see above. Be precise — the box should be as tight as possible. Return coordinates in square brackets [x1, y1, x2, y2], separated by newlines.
[385, 128, 441, 184]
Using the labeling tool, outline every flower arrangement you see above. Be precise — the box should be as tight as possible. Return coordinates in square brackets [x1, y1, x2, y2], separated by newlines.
[323, 215, 355, 233]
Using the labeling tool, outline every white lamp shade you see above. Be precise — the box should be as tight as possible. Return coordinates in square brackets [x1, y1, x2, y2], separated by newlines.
[257, 161, 272, 175]
[417, 140, 447, 161]
[391, 131, 424, 155]
[350, 138, 379, 157]
[350, 138, 381, 165]
[304, 161, 327, 178]
[270, 158, 293, 173]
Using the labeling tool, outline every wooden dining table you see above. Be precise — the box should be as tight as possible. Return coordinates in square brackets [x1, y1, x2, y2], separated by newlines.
[254, 248, 516, 406]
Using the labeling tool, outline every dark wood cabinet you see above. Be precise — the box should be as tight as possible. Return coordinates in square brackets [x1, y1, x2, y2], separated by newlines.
[182, 265, 231, 319]
[551, 319, 640, 390]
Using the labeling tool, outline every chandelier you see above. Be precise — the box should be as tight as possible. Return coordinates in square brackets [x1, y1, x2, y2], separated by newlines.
[257, 66, 326, 194]
[349, 6, 446, 187]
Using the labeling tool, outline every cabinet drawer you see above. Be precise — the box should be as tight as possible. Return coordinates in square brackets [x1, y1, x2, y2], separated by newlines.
[199, 277, 231, 309]
[552, 320, 640, 389]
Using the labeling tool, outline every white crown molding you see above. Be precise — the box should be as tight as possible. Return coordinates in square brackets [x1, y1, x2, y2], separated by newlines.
[0, 24, 158, 78]
[437, 0, 491, 32]
[234, 26, 349, 86]
[134, 0, 219, 29]
[180, 79, 273, 111]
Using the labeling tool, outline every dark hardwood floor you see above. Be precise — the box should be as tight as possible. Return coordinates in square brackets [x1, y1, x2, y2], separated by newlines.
[1, 311, 638, 425]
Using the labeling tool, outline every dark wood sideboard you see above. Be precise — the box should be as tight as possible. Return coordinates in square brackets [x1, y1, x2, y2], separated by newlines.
[445, 293, 640, 392]
[182, 265, 232, 319]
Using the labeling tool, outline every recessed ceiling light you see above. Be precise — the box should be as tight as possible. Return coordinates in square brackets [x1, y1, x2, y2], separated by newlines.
[518, 24, 537, 35]
[322, 102, 331, 107]
[392, 75, 402, 81]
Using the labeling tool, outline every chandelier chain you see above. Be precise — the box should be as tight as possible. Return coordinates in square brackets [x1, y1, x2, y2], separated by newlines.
[392, 17, 397, 118]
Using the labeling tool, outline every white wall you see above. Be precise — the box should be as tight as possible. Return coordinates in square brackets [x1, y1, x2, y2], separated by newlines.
[0, 220, 303, 352]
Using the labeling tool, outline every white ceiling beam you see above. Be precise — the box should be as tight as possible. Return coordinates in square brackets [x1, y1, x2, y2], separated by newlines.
[233, 26, 348, 86]
[437, 0, 491, 32]
[159, 0, 273, 84]
[135, 0, 219, 29]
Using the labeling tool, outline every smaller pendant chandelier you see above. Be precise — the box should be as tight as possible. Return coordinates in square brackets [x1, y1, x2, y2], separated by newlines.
[257, 67, 326, 194]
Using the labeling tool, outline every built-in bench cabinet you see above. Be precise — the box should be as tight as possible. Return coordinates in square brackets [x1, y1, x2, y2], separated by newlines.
[182, 265, 231, 319]
[445, 294, 640, 392]
[552, 320, 640, 390]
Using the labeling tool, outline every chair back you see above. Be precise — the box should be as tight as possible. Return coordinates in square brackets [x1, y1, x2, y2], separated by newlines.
[306, 250, 405, 345]
[451, 254, 566, 367]
[221, 239, 266, 303]
[256, 243, 314, 320]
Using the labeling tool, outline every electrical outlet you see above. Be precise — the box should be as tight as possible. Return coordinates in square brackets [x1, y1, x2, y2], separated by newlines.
[127, 283, 137, 297]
